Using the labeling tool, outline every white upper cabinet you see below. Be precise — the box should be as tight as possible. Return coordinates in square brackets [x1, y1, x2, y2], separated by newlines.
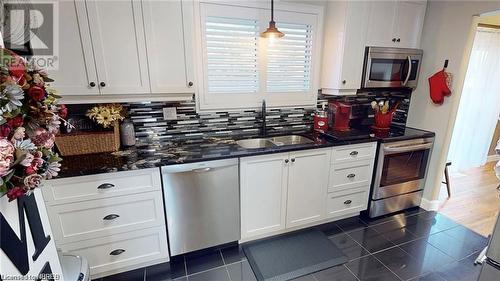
[366, 0, 427, 49]
[142, 0, 195, 94]
[52, 0, 195, 101]
[86, 0, 150, 95]
[286, 149, 330, 228]
[320, 1, 370, 95]
[49, 1, 99, 96]
[394, 1, 427, 48]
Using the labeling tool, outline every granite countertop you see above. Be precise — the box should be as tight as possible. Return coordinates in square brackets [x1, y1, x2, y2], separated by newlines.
[57, 126, 435, 179]
[57, 131, 376, 178]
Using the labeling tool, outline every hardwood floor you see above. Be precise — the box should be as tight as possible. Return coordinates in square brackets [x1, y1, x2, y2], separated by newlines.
[438, 161, 500, 236]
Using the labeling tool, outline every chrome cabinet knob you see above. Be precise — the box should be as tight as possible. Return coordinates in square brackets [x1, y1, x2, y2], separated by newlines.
[100, 82, 106, 87]
[89, 82, 96, 87]
[188, 81, 194, 87]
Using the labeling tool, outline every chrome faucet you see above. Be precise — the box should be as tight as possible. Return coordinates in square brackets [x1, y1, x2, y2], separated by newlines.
[261, 99, 267, 136]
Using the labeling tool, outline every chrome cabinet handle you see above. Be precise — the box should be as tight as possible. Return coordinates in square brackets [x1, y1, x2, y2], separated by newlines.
[109, 249, 126, 256]
[97, 183, 115, 189]
[347, 174, 356, 179]
[103, 214, 120, 221]
[349, 151, 358, 156]
[192, 167, 211, 173]
[344, 200, 352, 205]
[402, 55, 412, 86]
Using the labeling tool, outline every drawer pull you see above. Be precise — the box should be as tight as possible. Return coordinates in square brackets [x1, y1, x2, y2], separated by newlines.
[349, 151, 358, 156]
[109, 249, 126, 256]
[97, 183, 115, 190]
[103, 214, 120, 221]
[347, 173, 356, 179]
[344, 200, 352, 205]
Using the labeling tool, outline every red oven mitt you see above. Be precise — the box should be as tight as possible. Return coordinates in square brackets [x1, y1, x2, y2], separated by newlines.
[428, 70, 451, 105]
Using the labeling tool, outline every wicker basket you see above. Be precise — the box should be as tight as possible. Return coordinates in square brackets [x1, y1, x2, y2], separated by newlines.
[55, 124, 120, 156]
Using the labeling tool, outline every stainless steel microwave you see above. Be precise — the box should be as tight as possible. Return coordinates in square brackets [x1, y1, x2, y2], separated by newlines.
[362, 47, 423, 89]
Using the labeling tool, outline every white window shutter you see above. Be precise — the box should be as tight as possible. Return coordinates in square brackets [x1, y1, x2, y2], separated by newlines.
[266, 22, 313, 93]
[205, 16, 259, 94]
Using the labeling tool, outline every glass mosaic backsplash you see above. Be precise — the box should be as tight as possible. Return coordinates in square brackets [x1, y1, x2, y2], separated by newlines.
[128, 99, 315, 146]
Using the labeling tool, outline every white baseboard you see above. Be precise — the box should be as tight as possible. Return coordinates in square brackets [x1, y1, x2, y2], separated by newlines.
[420, 198, 440, 211]
[487, 154, 500, 162]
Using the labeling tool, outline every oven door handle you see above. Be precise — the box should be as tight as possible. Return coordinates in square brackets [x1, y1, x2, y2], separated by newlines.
[402, 55, 412, 86]
[383, 142, 433, 154]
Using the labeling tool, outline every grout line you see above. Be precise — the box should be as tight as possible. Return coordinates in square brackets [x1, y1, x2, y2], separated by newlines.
[220, 249, 227, 265]
[370, 253, 404, 281]
[343, 264, 361, 281]
[183, 255, 188, 278]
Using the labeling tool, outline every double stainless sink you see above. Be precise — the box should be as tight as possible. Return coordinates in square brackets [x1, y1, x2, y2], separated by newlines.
[236, 135, 313, 149]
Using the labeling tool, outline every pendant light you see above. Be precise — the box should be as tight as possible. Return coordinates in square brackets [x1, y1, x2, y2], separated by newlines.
[261, 0, 284, 39]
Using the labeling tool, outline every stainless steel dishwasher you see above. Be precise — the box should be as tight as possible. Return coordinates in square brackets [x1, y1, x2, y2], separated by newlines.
[161, 158, 240, 256]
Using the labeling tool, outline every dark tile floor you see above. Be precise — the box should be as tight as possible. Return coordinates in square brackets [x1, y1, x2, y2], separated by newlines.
[94, 209, 489, 281]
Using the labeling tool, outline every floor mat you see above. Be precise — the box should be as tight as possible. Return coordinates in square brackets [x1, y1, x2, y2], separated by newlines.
[243, 229, 348, 281]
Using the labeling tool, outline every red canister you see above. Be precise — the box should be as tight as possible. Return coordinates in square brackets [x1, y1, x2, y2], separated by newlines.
[314, 110, 328, 132]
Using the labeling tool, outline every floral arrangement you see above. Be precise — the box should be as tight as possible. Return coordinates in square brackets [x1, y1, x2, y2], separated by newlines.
[86, 104, 124, 128]
[0, 49, 66, 201]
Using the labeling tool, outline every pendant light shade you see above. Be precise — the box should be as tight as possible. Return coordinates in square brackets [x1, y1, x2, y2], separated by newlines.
[261, 0, 284, 38]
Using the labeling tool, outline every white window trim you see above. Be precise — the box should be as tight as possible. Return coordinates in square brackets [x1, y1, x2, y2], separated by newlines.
[193, 0, 324, 112]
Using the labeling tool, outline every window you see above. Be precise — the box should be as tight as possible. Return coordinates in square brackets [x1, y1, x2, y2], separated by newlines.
[266, 22, 313, 93]
[205, 16, 259, 94]
[196, 2, 322, 111]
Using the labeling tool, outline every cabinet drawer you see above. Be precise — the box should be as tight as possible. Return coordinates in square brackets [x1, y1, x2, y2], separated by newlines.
[43, 168, 161, 205]
[48, 192, 165, 244]
[327, 188, 369, 218]
[328, 160, 373, 192]
[332, 142, 376, 164]
[59, 226, 169, 278]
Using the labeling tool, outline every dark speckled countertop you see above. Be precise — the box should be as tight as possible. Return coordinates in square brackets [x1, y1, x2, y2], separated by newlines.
[57, 132, 373, 178]
[57, 126, 434, 179]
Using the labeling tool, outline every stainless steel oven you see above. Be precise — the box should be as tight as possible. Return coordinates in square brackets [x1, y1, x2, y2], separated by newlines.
[369, 137, 434, 217]
[362, 47, 423, 89]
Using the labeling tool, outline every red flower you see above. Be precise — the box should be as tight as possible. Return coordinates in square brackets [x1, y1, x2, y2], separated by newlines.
[28, 85, 46, 101]
[7, 116, 24, 128]
[7, 187, 26, 202]
[6, 51, 26, 82]
[0, 124, 12, 138]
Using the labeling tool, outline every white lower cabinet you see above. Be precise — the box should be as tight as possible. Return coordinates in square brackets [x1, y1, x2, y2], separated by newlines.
[286, 150, 330, 228]
[240, 153, 289, 240]
[43, 168, 169, 279]
[240, 149, 331, 241]
[240, 143, 376, 242]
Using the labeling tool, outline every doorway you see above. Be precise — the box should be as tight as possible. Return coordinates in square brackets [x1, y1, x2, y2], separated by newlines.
[441, 12, 500, 236]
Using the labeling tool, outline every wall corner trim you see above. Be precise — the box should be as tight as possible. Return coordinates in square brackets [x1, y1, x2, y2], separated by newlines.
[420, 198, 440, 211]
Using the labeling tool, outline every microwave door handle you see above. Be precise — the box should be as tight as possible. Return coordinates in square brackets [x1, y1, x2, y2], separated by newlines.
[383, 142, 433, 154]
[402, 55, 412, 86]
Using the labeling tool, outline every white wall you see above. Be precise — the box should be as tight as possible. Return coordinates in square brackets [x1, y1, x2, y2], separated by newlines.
[407, 0, 500, 202]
